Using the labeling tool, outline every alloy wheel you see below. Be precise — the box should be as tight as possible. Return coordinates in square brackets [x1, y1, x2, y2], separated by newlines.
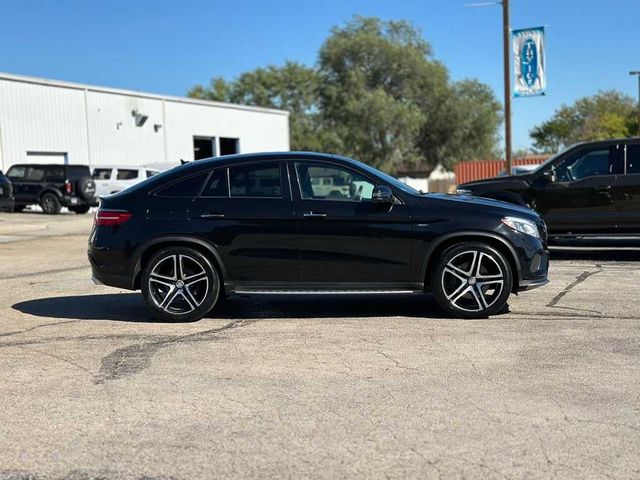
[441, 250, 505, 313]
[148, 254, 210, 315]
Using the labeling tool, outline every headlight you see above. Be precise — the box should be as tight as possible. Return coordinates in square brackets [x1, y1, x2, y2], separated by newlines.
[501, 216, 540, 238]
[456, 188, 473, 196]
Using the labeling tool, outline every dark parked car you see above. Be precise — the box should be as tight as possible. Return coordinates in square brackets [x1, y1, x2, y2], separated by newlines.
[89, 152, 549, 321]
[7, 164, 96, 214]
[458, 138, 640, 238]
[0, 171, 14, 212]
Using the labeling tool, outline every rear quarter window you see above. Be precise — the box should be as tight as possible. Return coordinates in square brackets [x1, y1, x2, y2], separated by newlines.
[67, 166, 91, 180]
[155, 173, 208, 198]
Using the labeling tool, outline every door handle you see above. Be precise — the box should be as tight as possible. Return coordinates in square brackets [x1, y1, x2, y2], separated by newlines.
[595, 185, 612, 192]
[200, 212, 225, 218]
[303, 211, 327, 218]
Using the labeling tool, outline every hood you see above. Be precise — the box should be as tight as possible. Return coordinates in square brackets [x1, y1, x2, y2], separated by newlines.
[461, 173, 533, 188]
[425, 193, 538, 218]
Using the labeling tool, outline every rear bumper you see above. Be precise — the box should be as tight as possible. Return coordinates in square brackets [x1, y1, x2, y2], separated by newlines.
[88, 249, 136, 290]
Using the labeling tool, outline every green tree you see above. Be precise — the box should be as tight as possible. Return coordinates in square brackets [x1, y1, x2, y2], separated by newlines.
[318, 16, 501, 172]
[530, 90, 637, 152]
[188, 16, 503, 173]
[187, 62, 334, 152]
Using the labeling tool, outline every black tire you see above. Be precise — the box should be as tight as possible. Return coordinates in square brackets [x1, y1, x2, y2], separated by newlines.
[12, 205, 25, 212]
[40, 193, 61, 214]
[77, 176, 96, 201]
[141, 247, 220, 322]
[431, 242, 513, 319]
[70, 205, 91, 214]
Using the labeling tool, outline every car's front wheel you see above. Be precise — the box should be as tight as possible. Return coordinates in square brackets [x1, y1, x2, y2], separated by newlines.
[141, 247, 220, 322]
[431, 242, 513, 319]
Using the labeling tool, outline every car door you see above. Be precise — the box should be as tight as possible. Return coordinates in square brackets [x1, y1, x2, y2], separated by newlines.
[292, 160, 413, 285]
[189, 161, 298, 284]
[613, 143, 640, 233]
[534, 146, 618, 234]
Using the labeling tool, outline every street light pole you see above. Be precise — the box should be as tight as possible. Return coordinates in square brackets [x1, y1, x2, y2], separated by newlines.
[502, 0, 512, 174]
[631, 71, 640, 136]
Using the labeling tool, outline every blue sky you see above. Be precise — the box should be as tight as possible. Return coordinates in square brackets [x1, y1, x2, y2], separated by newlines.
[0, 0, 638, 151]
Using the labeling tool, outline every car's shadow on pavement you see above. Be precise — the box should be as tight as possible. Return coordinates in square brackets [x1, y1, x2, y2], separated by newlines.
[12, 292, 460, 323]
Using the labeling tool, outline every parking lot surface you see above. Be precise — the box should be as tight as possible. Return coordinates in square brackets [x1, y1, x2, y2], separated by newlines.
[1, 212, 639, 480]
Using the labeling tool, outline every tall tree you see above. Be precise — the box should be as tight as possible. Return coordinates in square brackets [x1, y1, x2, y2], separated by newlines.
[188, 16, 503, 173]
[530, 90, 638, 152]
[188, 62, 333, 151]
[318, 16, 502, 172]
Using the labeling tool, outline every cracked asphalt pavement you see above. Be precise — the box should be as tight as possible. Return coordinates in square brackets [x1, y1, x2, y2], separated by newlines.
[1, 212, 639, 479]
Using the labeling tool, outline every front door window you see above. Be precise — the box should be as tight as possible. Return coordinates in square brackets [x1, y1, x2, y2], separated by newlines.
[295, 163, 375, 202]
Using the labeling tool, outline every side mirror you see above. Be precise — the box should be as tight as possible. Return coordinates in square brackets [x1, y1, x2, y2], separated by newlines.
[372, 185, 394, 205]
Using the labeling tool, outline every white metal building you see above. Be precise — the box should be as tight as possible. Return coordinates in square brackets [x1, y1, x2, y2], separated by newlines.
[0, 72, 290, 171]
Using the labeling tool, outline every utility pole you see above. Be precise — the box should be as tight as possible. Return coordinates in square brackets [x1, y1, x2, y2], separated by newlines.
[466, 1, 512, 172]
[631, 71, 640, 136]
[502, 0, 512, 174]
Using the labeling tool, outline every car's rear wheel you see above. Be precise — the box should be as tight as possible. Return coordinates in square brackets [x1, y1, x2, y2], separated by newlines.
[431, 242, 513, 319]
[40, 193, 61, 214]
[141, 247, 220, 322]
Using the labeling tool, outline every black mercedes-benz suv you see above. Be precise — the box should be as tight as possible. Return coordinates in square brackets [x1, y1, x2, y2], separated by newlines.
[7, 163, 96, 214]
[458, 138, 640, 239]
[89, 152, 549, 321]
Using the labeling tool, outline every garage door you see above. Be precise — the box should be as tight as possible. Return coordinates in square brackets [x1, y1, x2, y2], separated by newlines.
[26, 152, 68, 164]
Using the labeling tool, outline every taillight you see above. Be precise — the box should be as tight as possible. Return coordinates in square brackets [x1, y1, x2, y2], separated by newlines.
[95, 209, 132, 226]
[64, 180, 73, 194]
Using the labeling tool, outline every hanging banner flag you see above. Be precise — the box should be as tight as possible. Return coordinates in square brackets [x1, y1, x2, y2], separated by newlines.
[513, 26, 546, 97]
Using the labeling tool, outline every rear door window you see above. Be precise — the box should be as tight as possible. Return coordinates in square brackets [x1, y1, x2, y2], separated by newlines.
[93, 168, 112, 180]
[229, 162, 282, 198]
[155, 173, 208, 198]
[25, 167, 45, 181]
[117, 169, 139, 180]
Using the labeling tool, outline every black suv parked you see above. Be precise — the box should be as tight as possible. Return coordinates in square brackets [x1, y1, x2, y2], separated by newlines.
[89, 152, 549, 321]
[7, 164, 96, 214]
[458, 138, 640, 238]
[0, 171, 14, 212]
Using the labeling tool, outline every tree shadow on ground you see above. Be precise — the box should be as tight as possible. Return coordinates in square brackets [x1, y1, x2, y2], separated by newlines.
[12, 292, 460, 323]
